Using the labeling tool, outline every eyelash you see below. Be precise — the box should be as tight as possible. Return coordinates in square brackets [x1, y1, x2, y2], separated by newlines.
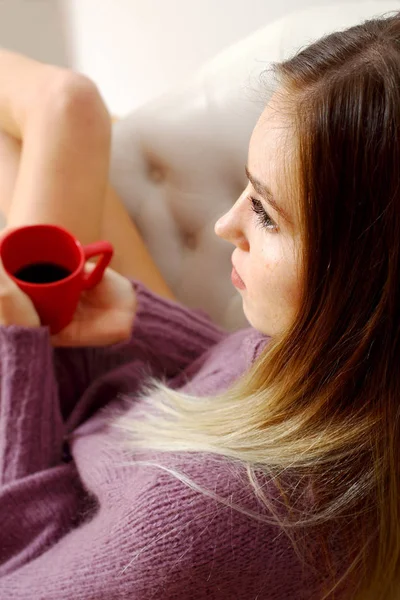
[248, 196, 277, 232]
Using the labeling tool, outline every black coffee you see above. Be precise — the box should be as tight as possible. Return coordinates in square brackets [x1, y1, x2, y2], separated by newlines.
[14, 262, 71, 284]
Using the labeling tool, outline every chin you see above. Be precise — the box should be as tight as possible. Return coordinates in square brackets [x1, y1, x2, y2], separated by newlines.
[242, 302, 257, 329]
[242, 303, 272, 335]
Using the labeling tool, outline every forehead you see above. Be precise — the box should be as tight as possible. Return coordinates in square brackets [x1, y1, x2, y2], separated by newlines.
[248, 92, 299, 227]
[249, 92, 293, 169]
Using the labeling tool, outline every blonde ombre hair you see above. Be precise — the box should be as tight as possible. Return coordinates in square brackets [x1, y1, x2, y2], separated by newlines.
[110, 12, 400, 599]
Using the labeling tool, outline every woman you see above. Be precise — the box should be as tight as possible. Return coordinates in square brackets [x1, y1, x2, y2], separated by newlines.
[0, 10, 399, 599]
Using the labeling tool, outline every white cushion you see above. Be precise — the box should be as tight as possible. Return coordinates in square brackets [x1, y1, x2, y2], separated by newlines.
[110, 1, 399, 331]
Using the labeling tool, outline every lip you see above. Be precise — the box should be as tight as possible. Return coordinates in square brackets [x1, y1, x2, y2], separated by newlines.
[231, 262, 246, 290]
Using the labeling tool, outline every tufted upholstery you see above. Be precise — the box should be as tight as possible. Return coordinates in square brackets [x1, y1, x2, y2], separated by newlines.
[110, 1, 399, 331]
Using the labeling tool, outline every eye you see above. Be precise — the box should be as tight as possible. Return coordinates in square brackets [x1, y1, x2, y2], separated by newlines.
[248, 196, 278, 232]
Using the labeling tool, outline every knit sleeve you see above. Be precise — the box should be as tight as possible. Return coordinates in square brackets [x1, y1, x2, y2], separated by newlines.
[0, 325, 89, 575]
[0, 456, 293, 599]
[0, 326, 63, 485]
[54, 278, 229, 422]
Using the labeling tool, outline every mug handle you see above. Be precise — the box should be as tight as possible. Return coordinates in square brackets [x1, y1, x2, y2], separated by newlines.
[81, 241, 114, 290]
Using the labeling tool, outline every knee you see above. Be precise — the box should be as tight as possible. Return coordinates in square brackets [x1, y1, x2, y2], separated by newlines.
[42, 71, 111, 145]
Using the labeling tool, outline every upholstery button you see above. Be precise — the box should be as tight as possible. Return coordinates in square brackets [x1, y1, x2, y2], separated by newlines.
[148, 164, 165, 183]
[182, 232, 197, 250]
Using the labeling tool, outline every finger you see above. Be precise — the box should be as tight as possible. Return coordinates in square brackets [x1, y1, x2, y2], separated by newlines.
[0, 225, 17, 242]
[50, 323, 79, 347]
[0, 255, 16, 289]
[51, 311, 132, 347]
[0, 255, 9, 275]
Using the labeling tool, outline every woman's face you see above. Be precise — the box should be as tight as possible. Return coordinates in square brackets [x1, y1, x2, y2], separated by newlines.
[214, 91, 303, 336]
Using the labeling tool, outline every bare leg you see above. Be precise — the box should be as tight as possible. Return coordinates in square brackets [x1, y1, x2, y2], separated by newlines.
[0, 129, 176, 301]
[101, 184, 176, 300]
[0, 129, 20, 221]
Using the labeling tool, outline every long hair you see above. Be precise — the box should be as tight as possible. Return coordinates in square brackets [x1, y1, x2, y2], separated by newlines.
[109, 11, 400, 599]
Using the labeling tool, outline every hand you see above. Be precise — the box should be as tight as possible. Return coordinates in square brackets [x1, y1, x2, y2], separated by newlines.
[0, 257, 40, 328]
[50, 265, 137, 347]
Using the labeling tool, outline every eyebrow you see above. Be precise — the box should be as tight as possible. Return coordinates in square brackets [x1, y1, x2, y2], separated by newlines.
[245, 165, 291, 225]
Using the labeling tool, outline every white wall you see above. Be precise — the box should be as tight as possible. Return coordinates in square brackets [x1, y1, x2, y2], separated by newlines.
[0, 0, 69, 67]
[0, 0, 397, 116]
[60, 0, 398, 116]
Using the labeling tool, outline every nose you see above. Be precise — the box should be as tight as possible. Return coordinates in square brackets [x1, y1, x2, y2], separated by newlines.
[214, 192, 249, 250]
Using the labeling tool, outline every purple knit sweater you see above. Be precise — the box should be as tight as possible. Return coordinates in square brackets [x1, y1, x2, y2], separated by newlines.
[0, 279, 336, 599]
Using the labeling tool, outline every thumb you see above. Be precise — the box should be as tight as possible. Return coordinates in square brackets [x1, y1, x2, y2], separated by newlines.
[0, 255, 17, 290]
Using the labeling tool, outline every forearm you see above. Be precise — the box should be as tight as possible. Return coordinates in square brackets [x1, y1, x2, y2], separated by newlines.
[0, 50, 111, 245]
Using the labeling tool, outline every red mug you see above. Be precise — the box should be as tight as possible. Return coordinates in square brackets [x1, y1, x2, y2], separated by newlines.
[0, 224, 114, 334]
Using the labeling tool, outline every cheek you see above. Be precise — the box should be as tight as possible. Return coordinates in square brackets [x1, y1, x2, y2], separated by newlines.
[279, 253, 303, 313]
[258, 242, 301, 307]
